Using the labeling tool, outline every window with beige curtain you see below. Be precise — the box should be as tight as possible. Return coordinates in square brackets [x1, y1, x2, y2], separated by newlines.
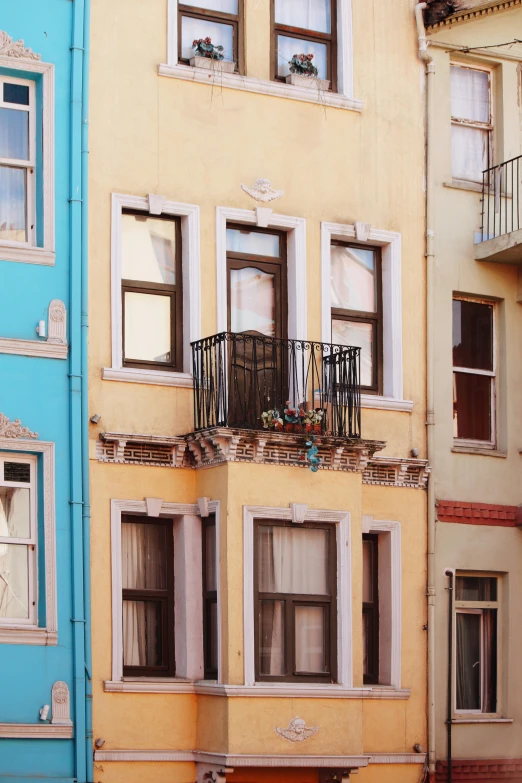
[121, 516, 175, 677]
[450, 63, 492, 183]
[255, 521, 336, 683]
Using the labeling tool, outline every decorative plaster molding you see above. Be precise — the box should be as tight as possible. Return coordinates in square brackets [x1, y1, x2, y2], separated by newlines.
[360, 394, 413, 413]
[47, 300, 67, 344]
[102, 366, 193, 387]
[0, 30, 41, 60]
[437, 500, 517, 526]
[95, 749, 371, 769]
[98, 432, 187, 468]
[255, 207, 272, 227]
[355, 221, 371, 241]
[363, 456, 430, 489]
[275, 717, 318, 742]
[435, 757, 522, 781]
[51, 681, 72, 725]
[291, 503, 308, 524]
[103, 680, 411, 698]
[0, 337, 67, 360]
[241, 179, 284, 203]
[0, 723, 72, 739]
[0, 628, 57, 646]
[0, 413, 38, 439]
[148, 193, 167, 215]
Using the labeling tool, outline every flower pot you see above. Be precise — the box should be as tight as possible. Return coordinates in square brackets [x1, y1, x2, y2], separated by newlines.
[190, 56, 236, 73]
[304, 423, 313, 434]
[284, 422, 295, 433]
[285, 73, 330, 91]
[313, 423, 322, 434]
[274, 421, 283, 432]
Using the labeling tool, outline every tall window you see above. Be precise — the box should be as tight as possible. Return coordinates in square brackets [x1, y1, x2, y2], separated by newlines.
[203, 516, 218, 679]
[121, 211, 183, 372]
[0, 76, 35, 246]
[121, 516, 175, 677]
[0, 455, 36, 626]
[179, 1, 243, 70]
[362, 534, 379, 685]
[331, 242, 382, 393]
[255, 520, 336, 683]
[273, 0, 336, 87]
[450, 63, 492, 183]
[455, 575, 498, 714]
[452, 298, 495, 445]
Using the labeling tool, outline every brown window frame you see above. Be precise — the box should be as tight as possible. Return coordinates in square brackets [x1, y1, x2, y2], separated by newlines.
[121, 210, 183, 373]
[121, 514, 176, 679]
[331, 241, 383, 394]
[202, 515, 218, 680]
[226, 224, 288, 340]
[178, 1, 244, 74]
[254, 519, 337, 684]
[271, 0, 337, 91]
[362, 533, 379, 685]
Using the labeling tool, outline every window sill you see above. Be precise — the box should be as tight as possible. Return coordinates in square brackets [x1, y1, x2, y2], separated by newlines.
[0, 627, 57, 645]
[452, 445, 507, 458]
[0, 243, 55, 266]
[158, 63, 363, 113]
[452, 717, 513, 724]
[0, 336, 68, 360]
[102, 366, 193, 388]
[444, 179, 483, 194]
[361, 394, 413, 413]
[0, 722, 73, 739]
[105, 679, 196, 693]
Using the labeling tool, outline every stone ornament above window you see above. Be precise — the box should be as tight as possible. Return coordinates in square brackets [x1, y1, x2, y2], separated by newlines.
[0, 30, 41, 61]
[48, 300, 67, 345]
[275, 716, 319, 742]
[241, 178, 284, 203]
[0, 413, 38, 440]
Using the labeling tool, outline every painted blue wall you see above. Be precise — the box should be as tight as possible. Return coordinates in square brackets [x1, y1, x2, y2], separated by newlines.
[0, 2, 91, 781]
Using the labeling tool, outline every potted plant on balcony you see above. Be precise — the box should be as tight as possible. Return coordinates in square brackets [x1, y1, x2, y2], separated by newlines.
[261, 408, 283, 431]
[190, 37, 236, 73]
[284, 402, 306, 433]
[286, 53, 330, 91]
[303, 408, 324, 434]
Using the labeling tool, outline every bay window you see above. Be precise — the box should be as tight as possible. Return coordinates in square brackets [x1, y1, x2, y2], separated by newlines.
[272, 0, 336, 87]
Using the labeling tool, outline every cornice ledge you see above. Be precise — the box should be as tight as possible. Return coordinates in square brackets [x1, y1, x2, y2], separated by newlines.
[427, 0, 521, 30]
[363, 455, 431, 489]
[0, 722, 72, 739]
[0, 336, 68, 360]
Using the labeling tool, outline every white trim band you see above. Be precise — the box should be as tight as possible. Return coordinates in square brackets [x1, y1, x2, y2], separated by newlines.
[94, 749, 425, 765]
[0, 337, 67, 360]
[0, 723, 72, 739]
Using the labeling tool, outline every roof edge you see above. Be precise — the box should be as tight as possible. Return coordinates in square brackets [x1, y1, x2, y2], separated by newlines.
[426, 0, 522, 30]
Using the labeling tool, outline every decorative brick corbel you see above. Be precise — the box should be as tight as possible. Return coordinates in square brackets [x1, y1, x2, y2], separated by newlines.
[114, 439, 127, 463]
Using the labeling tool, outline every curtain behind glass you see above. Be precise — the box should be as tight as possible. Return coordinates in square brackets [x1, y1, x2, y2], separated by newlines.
[456, 612, 481, 710]
[258, 526, 329, 595]
[274, 0, 331, 32]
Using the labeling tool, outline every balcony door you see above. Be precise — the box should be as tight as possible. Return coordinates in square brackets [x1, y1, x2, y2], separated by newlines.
[226, 226, 287, 426]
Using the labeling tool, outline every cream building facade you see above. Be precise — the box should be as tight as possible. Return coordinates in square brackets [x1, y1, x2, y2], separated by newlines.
[421, 1, 522, 781]
[88, 1, 429, 782]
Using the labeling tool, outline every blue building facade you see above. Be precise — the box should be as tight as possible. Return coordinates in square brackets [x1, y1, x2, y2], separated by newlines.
[0, 2, 91, 782]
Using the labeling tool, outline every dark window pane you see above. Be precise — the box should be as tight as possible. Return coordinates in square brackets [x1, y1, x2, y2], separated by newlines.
[456, 612, 481, 710]
[4, 462, 31, 483]
[456, 576, 497, 602]
[205, 523, 217, 592]
[123, 600, 163, 667]
[209, 601, 218, 672]
[4, 83, 29, 106]
[453, 372, 491, 441]
[362, 611, 370, 676]
[259, 600, 285, 675]
[453, 300, 493, 370]
[483, 609, 497, 713]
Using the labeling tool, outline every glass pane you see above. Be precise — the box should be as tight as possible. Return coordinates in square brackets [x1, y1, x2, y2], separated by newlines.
[456, 612, 481, 710]
[0, 487, 31, 539]
[0, 165, 26, 243]
[121, 522, 167, 590]
[362, 540, 374, 603]
[362, 611, 370, 676]
[181, 16, 234, 61]
[209, 601, 218, 672]
[124, 292, 172, 363]
[259, 600, 285, 675]
[230, 267, 275, 336]
[332, 319, 373, 387]
[205, 524, 217, 591]
[3, 462, 31, 483]
[452, 124, 489, 182]
[451, 66, 489, 123]
[277, 35, 327, 79]
[453, 372, 491, 441]
[275, 0, 331, 33]
[123, 600, 163, 667]
[456, 576, 497, 602]
[4, 83, 29, 106]
[295, 605, 326, 673]
[258, 526, 329, 595]
[121, 214, 176, 285]
[0, 543, 29, 619]
[227, 228, 280, 257]
[190, 0, 238, 12]
[331, 245, 377, 313]
[0, 108, 29, 160]
[453, 300, 493, 371]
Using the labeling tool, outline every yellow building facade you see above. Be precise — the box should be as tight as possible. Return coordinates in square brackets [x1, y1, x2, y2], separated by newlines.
[88, 1, 429, 781]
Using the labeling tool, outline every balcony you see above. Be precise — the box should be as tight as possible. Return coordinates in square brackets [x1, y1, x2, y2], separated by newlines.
[475, 155, 522, 264]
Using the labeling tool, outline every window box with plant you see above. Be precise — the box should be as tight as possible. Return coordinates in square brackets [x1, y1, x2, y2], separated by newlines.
[286, 53, 330, 91]
[190, 37, 236, 72]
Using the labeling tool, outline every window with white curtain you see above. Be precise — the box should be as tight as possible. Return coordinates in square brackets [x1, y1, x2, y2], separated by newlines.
[450, 63, 493, 183]
[255, 520, 336, 683]
[178, 0, 242, 69]
[0, 454, 37, 626]
[273, 0, 336, 86]
[455, 575, 498, 714]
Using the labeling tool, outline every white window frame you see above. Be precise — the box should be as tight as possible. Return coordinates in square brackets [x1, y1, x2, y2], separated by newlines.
[108, 498, 221, 689]
[453, 572, 501, 717]
[160, 0, 361, 113]
[0, 440, 56, 645]
[216, 206, 306, 339]
[103, 193, 201, 388]
[452, 295, 497, 450]
[450, 61, 494, 185]
[0, 52, 54, 266]
[321, 222, 410, 412]
[243, 505, 352, 689]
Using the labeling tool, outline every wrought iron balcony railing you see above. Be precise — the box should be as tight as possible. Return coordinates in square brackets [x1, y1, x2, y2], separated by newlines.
[192, 332, 361, 439]
[480, 155, 521, 242]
